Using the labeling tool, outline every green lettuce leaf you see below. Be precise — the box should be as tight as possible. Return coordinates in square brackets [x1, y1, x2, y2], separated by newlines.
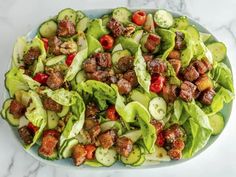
[87, 34, 103, 56]
[86, 19, 109, 39]
[134, 47, 151, 93]
[166, 62, 181, 86]
[118, 36, 139, 54]
[12, 37, 27, 67]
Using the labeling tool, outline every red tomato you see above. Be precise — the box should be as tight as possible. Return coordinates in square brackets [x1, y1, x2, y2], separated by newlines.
[41, 38, 49, 51]
[27, 122, 39, 134]
[155, 132, 165, 147]
[43, 130, 60, 139]
[132, 10, 147, 26]
[85, 144, 96, 160]
[150, 76, 165, 93]
[106, 105, 119, 121]
[33, 73, 49, 84]
[100, 34, 114, 50]
[66, 53, 76, 66]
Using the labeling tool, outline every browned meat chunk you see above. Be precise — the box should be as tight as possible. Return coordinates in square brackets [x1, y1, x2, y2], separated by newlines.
[143, 54, 154, 63]
[43, 97, 62, 112]
[123, 70, 138, 88]
[83, 58, 97, 73]
[84, 119, 101, 142]
[193, 59, 212, 74]
[46, 71, 64, 90]
[175, 32, 186, 50]
[9, 99, 26, 118]
[195, 75, 213, 91]
[89, 125, 101, 142]
[23, 47, 41, 65]
[84, 119, 99, 130]
[38, 135, 58, 156]
[150, 119, 164, 134]
[18, 126, 33, 145]
[144, 34, 161, 53]
[183, 65, 199, 82]
[179, 81, 197, 102]
[108, 75, 118, 84]
[94, 53, 112, 68]
[162, 84, 178, 103]
[168, 149, 182, 160]
[57, 18, 76, 37]
[147, 59, 166, 75]
[98, 130, 116, 149]
[202, 58, 212, 70]
[199, 88, 215, 105]
[164, 124, 185, 144]
[117, 78, 132, 95]
[107, 18, 125, 37]
[117, 56, 134, 73]
[168, 50, 181, 60]
[72, 144, 87, 166]
[116, 137, 133, 157]
[168, 59, 181, 74]
[87, 70, 109, 82]
[48, 36, 62, 56]
[85, 102, 99, 119]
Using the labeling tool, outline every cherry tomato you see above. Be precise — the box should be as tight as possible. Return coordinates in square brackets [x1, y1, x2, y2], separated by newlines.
[100, 34, 114, 50]
[27, 122, 39, 134]
[106, 105, 119, 121]
[41, 38, 49, 51]
[33, 73, 49, 84]
[132, 10, 147, 26]
[150, 75, 165, 93]
[66, 53, 76, 66]
[43, 129, 60, 139]
[155, 132, 165, 147]
[85, 144, 96, 160]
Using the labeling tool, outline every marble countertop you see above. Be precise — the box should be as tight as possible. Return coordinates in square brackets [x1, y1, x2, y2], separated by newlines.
[1, 0, 236, 177]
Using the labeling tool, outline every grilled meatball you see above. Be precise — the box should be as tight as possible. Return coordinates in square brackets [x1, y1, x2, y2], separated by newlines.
[107, 18, 125, 37]
[98, 130, 116, 149]
[94, 53, 112, 68]
[38, 135, 58, 156]
[117, 78, 132, 95]
[57, 18, 76, 37]
[87, 70, 109, 82]
[150, 119, 164, 134]
[147, 59, 166, 75]
[168, 59, 181, 74]
[83, 57, 97, 73]
[85, 102, 99, 119]
[162, 84, 178, 103]
[143, 54, 154, 63]
[72, 144, 87, 166]
[46, 71, 64, 90]
[179, 81, 197, 102]
[183, 65, 199, 82]
[175, 32, 186, 50]
[9, 99, 26, 118]
[117, 56, 134, 73]
[168, 50, 181, 60]
[43, 97, 62, 112]
[23, 47, 41, 65]
[116, 137, 133, 157]
[199, 88, 215, 105]
[18, 126, 33, 145]
[48, 36, 62, 56]
[144, 34, 161, 53]
[123, 70, 138, 88]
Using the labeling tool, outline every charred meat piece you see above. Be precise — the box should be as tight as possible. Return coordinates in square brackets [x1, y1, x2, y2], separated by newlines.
[164, 124, 185, 144]
[116, 137, 133, 157]
[143, 54, 154, 63]
[85, 102, 99, 119]
[72, 144, 87, 166]
[38, 135, 58, 156]
[43, 97, 62, 112]
[107, 18, 125, 37]
[84, 119, 99, 130]
[117, 78, 132, 95]
[199, 88, 215, 105]
[179, 81, 197, 102]
[87, 70, 109, 82]
[174, 32, 186, 50]
[83, 57, 97, 73]
[202, 58, 212, 70]
[46, 71, 64, 90]
[123, 70, 138, 88]
[9, 99, 26, 118]
[168, 59, 181, 74]
[147, 59, 166, 75]
[48, 36, 62, 56]
[168, 50, 181, 60]
[144, 34, 161, 53]
[57, 18, 76, 37]
[23, 47, 41, 65]
[195, 74, 213, 91]
[18, 126, 33, 145]
[84, 119, 101, 142]
[98, 130, 116, 149]
[89, 125, 101, 142]
[168, 148, 182, 160]
[183, 65, 199, 82]
[150, 119, 164, 135]
[94, 53, 112, 68]
[193, 59, 212, 74]
[117, 56, 134, 73]
[162, 84, 178, 103]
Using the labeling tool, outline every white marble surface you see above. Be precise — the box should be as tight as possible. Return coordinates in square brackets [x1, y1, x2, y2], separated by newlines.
[1, 0, 236, 177]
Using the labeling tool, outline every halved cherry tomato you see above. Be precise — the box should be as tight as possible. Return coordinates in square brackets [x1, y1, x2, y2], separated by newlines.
[100, 34, 114, 50]
[150, 75, 165, 93]
[41, 38, 49, 51]
[27, 122, 39, 134]
[43, 129, 60, 139]
[66, 53, 76, 66]
[33, 73, 49, 84]
[155, 132, 165, 147]
[106, 105, 119, 121]
[85, 144, 96, 160]
[132, 10, 147, 26]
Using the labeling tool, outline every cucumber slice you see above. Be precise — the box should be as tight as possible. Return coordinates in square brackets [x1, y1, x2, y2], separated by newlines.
[39, 20, 58, 38]
[186, 25, 200, 41]
[60, 138, 79, 158]
[38, 149, 58, 160]
[132, 30, 143, 43]
[209, 113, 225, 135]
[112, 7, 132, 24]
[200, 32, 211, 43]
[101, 14, 110, 26]
[76, 17, 90, 32]
[95, 147, 117, 166]
[130, 89, 151, 108]
[121, 130, 142, 143]
[120, 145, 141, 165]
[173, 16, 189, 30]
[6, 108, 20, 127]
[47, 111, 60, 129]
[76, 10, 85, 21]
[207, 42, 227, 62]
[145, 145, 170, 161]
[112, 49, 131, 64]
[154, 9, 174, 28]
[1, 99, 12, 119]
[149, 97, 167, 120]
[112, 43, 123, 54]
[57, 106, 70, 117]
[132, 155, 145, 166]
[143, 14, 155, 33]
[57, 8, 77, 24]
[75, 70, 86, 84]
[84, 160, 104, 167]
[46, 55, 66, 66]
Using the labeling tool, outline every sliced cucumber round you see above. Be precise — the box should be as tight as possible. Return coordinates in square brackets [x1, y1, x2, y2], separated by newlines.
[186, 25, 200, 41]
[112, 43, 123, 54]
[1, 99, 12, 119]
[39, 20, 58, 38]
[154, 9, 174, 28]
[47, 111, 60, 129]
[112, 7, 132, 24]
[149, 97, 167, 120]
[132, 155, 145, 166]
[173, 16, 189, 30]
[95, 147, 117, 166]
[38, 149, 58, 161]
[76, 17, 90, 32]
[200, 32, 211, 43]
[112, 49, 131, 65]
[6, 108, 20, 127]
[121, 130, 142, 143]
[207, 42, 227, 62]
[209, 113, 225, 135]
[57, 8, 77, 24]
[120, 145, 141, 165]
[60, 138, 79, 158]
[76, 10, 85, 21]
